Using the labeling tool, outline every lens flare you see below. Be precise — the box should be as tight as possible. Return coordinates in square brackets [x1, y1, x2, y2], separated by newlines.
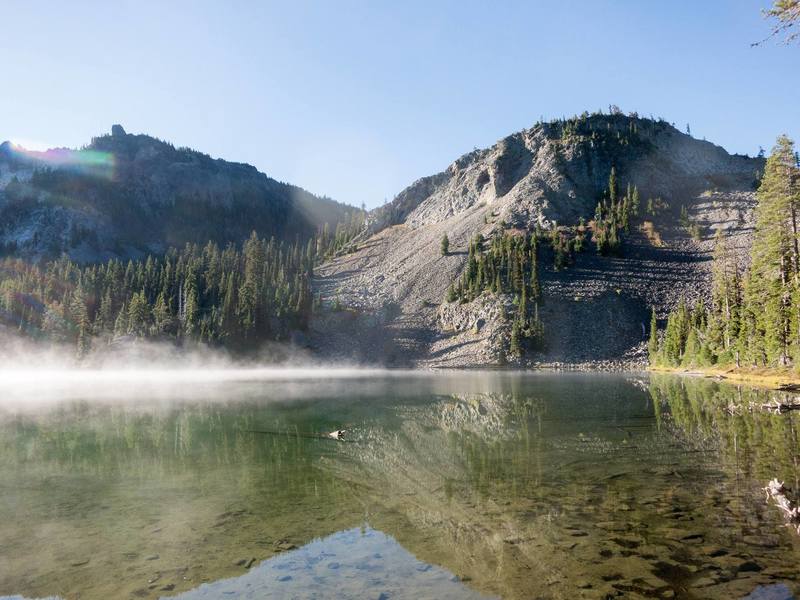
[6, 142, 115, 180]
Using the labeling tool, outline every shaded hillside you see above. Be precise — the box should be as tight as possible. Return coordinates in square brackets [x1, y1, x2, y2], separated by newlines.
[0, 126, 360, 262]
[311, 112, 763, 367]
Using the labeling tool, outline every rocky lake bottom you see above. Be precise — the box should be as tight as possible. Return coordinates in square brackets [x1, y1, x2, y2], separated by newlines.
[0, 370, 799, 599]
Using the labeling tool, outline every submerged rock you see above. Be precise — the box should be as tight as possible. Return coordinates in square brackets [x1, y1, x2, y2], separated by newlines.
[70, 559, 90, 567]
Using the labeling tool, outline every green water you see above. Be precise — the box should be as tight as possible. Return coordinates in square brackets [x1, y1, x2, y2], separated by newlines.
[1, 371, 800, 599]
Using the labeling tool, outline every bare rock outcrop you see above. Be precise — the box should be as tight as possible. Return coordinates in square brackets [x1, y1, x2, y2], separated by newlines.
[437, 292, 513, 364]
[311, 113, 763, 368]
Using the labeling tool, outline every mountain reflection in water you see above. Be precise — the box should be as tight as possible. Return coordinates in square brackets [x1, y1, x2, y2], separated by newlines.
[169, 527, 489, 599]
[1, 372, 800, 599]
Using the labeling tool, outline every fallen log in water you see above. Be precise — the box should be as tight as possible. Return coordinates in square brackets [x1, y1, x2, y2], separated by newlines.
[759, 402, 800, 414]
[763, 479, 800, 534]
[725, 400, 800, 415]
[244, 428, 352, 442]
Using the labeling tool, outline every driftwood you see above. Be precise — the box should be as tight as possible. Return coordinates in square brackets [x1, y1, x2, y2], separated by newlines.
[758, 401, 800, 414]
[725, 400, 800, 415]
[764, 479, 800, 534]
[245, 428, 349, 441]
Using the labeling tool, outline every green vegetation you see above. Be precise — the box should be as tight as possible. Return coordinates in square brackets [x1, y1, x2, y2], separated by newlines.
[679, 204, 702, 240]
[0, 224, 368, 356]
[440, 234, 449, 256]
[549, 109, 669, 157]
[445, 230, 544, 354]
[652, 135, 800, 370]
[548, 221, 588, 270]
[317, 211, 366, 259]
[447, 232, 539, 304]
[593, 169, 640, 256]
[648, 307, 659, 360]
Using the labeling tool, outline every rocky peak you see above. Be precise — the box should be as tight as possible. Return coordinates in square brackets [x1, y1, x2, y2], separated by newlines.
[111, 124, 127, 137]
[0, 141, 13, 162]
[314, 112, 764, 368]
[365, 113, 761, 236]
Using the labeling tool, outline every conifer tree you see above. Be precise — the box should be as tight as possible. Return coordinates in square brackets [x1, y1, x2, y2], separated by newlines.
[657, 136, 800, 370]
[128, 291, 150, 337]
[682, 327, 700, 366]
[518, 280, 528, 326]
[648, 307, 659, 364]
[749, 136, 799, 365]
[510, 318, 522, 357]
[152, 292, 171, 335]
[608, 166, 617, 204]
[114, 303, 128, 337]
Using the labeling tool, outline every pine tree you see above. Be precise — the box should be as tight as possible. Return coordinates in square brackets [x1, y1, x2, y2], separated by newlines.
[517, 280, 528, 327]
[440, 234, 450, 256]
[114, 302, 128, 338]
[0, 227, 323, 354]
[648, 307, 659, 364]
[127, 291, 150, 337]
[709, 229, 738, 355]
[749, 136, 800, 365]
[510, 318, 522, 357]
[608, 166, 617, 204]
[152, 292, 171, 335]
[658, 137, 800, 370]
[70, 287, 91, 357]
[682, 327, 700, 366]
[96, 288, 114, 332]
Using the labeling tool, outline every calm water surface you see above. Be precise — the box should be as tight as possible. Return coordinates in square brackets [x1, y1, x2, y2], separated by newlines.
[1, 371, 799, 599]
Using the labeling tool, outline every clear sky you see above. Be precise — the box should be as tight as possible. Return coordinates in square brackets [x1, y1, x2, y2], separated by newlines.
[2, 0, 798, 208]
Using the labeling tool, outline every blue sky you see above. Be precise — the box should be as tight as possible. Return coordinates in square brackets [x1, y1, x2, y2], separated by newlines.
[2, 0, 797, 208]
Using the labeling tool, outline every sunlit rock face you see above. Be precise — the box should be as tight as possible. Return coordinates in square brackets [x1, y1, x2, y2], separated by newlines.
[437, 292, 513, 364]
[313, 114, 761, 367]
[366, 115, 759, 234]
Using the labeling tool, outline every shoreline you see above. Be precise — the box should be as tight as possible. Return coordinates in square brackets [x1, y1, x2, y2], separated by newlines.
[649, 365, 800, 391]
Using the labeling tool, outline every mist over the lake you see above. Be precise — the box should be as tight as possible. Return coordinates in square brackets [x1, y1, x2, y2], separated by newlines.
[3, 1, 800, 598]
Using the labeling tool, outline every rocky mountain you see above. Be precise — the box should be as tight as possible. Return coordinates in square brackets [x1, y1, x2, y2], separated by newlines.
[0, 126, 359, 262]
[0, 115, 765, 367]
[311, 112, 763, 367]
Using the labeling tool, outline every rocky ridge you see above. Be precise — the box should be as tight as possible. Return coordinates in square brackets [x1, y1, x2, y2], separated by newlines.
[311, 113, 762, 368]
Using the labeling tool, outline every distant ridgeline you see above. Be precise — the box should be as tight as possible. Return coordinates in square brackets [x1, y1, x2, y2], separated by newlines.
[0, 126, 363, 261]
[0, 223, 363, 355]
[651, 135, 800, 369]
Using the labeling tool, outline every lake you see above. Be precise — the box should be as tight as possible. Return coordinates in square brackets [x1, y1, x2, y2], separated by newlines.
[0, 371, 799, 599]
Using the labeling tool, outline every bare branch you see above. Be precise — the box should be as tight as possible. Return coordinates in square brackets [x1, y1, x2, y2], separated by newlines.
[754, 0, 800, 46]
